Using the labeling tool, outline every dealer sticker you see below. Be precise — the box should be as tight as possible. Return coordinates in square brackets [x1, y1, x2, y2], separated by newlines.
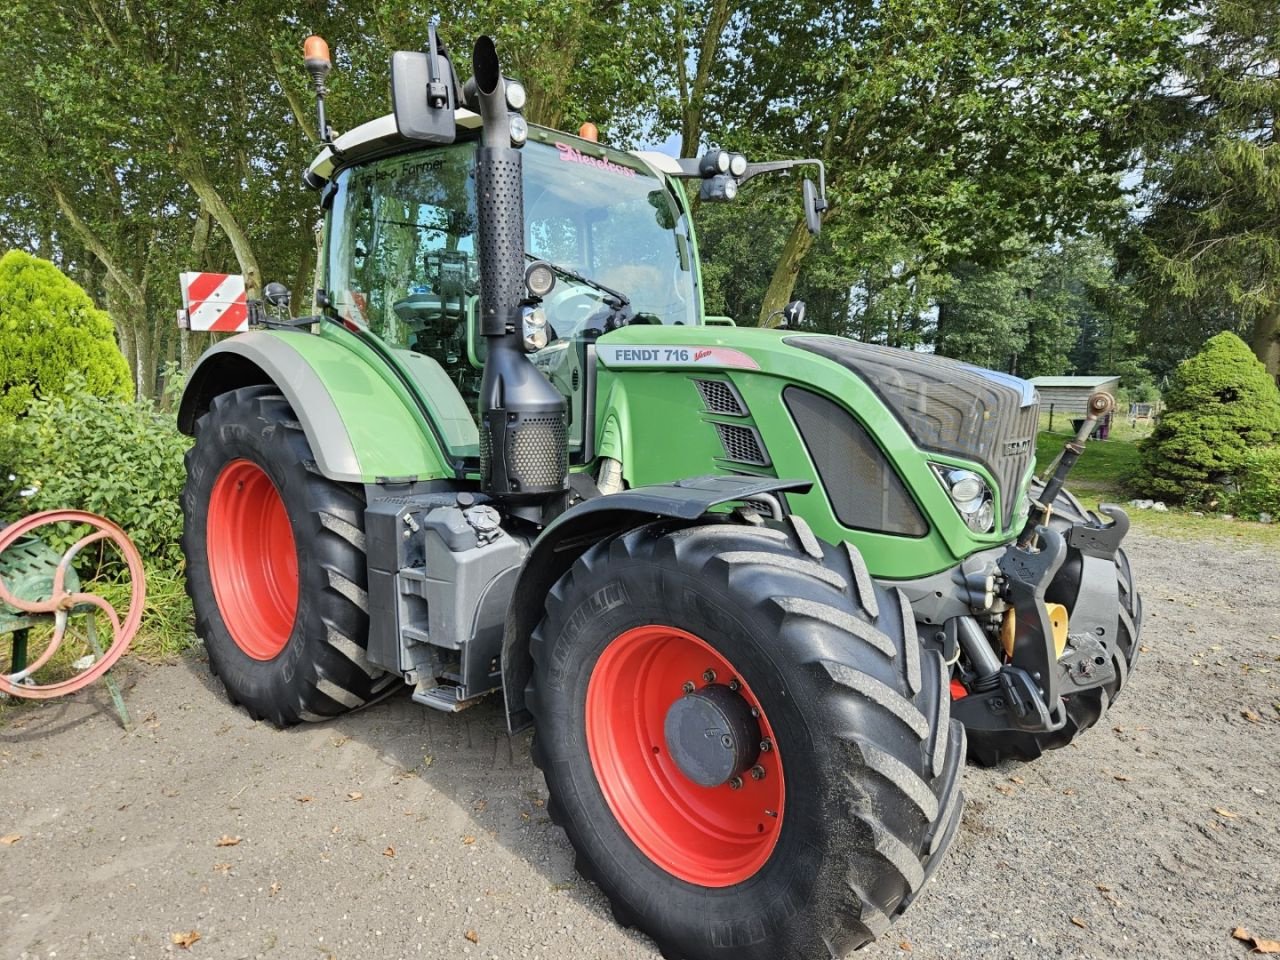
[597, 345, 760, 370]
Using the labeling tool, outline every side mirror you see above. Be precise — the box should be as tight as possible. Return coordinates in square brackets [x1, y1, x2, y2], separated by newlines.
[802, 179, 825, 236]
[391, 25, 458, 143]
[263, 282, 291, 309]
[782, 300, 806, 328]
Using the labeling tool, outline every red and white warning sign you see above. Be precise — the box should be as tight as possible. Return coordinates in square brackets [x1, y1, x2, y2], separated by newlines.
[179, 271, 248, 332]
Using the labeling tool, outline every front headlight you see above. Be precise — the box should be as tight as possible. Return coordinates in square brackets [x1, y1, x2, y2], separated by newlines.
[933, 466, 996, 533]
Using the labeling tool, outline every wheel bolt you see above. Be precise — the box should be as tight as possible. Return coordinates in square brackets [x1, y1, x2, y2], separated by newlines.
[750, 765, 766, 781]
[702, 668, 717, 683]
[728, 776, 743, 790]
[750, 707, 760, 718]
[759, 738, 772, 753]
[721, 735, 733, 748]
[681, 680, 695, 694]
[727, 678, 740, 692]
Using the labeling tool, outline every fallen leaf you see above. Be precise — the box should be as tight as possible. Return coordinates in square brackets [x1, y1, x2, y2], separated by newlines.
[1071, 917, 1087, 929]
[215, 835, 241, 847]
[1009, 776, 1025, 785]
[295, 796, 314, 804]
[213, 862, 232, 874]
[898, 940, 913, 951]
[463, 835, 477, 845]
[464, 930, 479, 944]
[1114, 774, 1131, 782]
[347, 791, 363, 802]
[1242, 710, 1262, 724]
[473, 799, 487, 812]
[1257, 938, 1280, 954]
[1214, 807, 1238, 819]
[331, 735, 351, 747]
[1235, 928, 1254, 943]
[0, 834, 21, 845]
[1063, 788, 1077, 796]
[269, 881, 281, 897]
[383, 846, 396, 858]
[1139, 645, 1150, 653]
[171, 930, 201, 949]
[1096, 884, 1112, 893]
[994, 784, 1015, 796]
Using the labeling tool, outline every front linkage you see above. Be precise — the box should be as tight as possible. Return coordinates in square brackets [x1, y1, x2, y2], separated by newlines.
[954, 391, 1132, 736]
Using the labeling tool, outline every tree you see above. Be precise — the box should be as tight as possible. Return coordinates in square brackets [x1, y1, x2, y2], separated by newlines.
[1135, 0, 1280, 380]
[691, 0, 1177, 325]
[1129, 331, 1280, 503]
[0, 250, 132, 423]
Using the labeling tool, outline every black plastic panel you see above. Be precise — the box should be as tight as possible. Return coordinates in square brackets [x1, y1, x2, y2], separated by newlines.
[784, 386, 928, 537]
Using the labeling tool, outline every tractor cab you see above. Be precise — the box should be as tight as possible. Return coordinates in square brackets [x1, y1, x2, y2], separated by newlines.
[312, 121, 700, 459]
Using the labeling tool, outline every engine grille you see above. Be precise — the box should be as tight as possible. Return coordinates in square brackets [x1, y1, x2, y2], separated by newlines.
[786, 336, 1039, 528]
[509, 416, 568, 488]
[693, 378, 747, 417]
[714, 422, 769, 466]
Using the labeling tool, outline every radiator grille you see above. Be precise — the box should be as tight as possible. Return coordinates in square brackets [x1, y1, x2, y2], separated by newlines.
[694, 379, 747, 417]
[714, 422, 769, 466]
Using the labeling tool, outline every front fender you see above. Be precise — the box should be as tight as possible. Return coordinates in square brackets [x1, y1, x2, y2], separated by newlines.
[500, 475, 812, 731]
[178, 330, 452, 484]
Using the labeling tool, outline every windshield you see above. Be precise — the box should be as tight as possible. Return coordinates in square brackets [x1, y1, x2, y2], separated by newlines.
[326, 137, 698, 341]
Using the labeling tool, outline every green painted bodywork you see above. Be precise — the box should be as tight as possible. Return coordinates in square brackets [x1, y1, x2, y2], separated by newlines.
[591, 325, 1032, 579]
[267, 324, 455, 482]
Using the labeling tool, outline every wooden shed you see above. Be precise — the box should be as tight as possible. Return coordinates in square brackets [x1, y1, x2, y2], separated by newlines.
[1027, 375, 1121, 414]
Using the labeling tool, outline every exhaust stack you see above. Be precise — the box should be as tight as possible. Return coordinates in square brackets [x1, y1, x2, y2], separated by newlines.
[468, 37, 567, 507]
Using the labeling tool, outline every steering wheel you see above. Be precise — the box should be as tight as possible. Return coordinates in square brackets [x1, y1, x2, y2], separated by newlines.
[542, 286, 613, 340]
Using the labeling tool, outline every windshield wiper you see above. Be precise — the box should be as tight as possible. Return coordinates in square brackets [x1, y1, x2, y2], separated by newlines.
[524, 253, 630, 309]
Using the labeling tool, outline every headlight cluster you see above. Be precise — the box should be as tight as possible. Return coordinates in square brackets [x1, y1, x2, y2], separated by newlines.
[933, 466, 996, 533]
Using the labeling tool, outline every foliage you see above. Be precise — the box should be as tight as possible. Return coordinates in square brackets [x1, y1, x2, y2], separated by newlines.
[1134, 0, 1280, 377]
[1221, 446, 1280, 521]
[0, 251, 131, 423]
[4, 380, 191, 569]
[1129, 332, 1280, 502]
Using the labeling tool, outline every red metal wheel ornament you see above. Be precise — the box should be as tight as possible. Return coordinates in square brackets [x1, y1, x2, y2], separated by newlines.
[206, 459, 299, 660]
[0, 510, 145, 699]
[585, 624, 785, 887]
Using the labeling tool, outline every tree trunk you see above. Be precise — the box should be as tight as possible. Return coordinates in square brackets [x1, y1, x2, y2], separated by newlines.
[1253, 307, 1280, 384]
[179, 160, 263, 297]
[758, 218, 815, 326]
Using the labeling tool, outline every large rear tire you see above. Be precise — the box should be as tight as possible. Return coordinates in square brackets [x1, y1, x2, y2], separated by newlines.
[181, 386, 395, 726]
[965, 486, 1143, 767]
[528, 519, 965, 959]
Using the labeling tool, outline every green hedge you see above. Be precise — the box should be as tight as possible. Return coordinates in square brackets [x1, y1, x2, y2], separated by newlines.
[1223, 447, 1280, 520]
[1129, 332, 1280, 503]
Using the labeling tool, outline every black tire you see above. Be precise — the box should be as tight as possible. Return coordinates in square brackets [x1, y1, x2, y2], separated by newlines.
[181, 385, 396, 726]
[965, 486, 1143, 767]
[527, 519, 966, 959]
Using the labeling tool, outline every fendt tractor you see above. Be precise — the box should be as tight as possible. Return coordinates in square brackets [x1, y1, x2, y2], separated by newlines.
[178, 27, 1143, 960]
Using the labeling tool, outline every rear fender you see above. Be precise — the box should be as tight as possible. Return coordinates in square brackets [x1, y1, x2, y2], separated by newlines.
[500, 475, 812, 732]
[178, 331, 452, 484]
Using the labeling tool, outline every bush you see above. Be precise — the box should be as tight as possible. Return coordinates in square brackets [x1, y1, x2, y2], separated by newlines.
[1222, 447, 1280, 520]
[0, 250, 132, 425]
[1129, 332, 1280, 503]
[5, 380, 191, 567]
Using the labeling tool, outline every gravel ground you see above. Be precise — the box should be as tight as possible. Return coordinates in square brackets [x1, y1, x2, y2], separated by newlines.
[2, 529, 1278, 960]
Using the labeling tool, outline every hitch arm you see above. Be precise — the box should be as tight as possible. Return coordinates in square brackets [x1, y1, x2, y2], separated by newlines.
[1019, 390, 1115, 550]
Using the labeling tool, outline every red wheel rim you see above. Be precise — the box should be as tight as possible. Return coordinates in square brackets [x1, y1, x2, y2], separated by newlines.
[206, 459, 299, 660]
[585, 625, 785, 887]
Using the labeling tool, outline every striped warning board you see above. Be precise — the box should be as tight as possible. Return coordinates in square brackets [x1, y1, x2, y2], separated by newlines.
[179, 271, 248, 332]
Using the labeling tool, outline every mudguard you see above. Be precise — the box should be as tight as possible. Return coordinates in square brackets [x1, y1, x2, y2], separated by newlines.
[500, 474, 812, 731]
[177, 330, 452, 484]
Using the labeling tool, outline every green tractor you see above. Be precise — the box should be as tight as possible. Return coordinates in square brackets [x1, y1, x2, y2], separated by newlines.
[178, 29, 1142, 960]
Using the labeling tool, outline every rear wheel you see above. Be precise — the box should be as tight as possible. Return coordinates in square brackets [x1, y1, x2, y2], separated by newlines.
[965, 486, 1143, 766]
[528, 520, 965, 959]
[181, 386, 395, 726]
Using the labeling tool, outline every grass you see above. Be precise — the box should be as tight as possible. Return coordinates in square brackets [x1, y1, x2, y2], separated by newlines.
[1033, 421, 1280, 550]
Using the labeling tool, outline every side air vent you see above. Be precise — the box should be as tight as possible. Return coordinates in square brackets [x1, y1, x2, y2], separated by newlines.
[714, 422, 770, 466]
[694, 378, 748, 417]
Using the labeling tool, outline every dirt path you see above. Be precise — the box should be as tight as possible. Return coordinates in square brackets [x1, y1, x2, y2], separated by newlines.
[2, 530, 1278, 960]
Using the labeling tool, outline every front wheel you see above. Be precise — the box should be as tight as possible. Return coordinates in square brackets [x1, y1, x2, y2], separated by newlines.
[528, 520, 965, 959]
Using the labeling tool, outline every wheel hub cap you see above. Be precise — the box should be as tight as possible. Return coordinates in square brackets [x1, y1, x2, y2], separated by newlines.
[663, 684, 761, 787]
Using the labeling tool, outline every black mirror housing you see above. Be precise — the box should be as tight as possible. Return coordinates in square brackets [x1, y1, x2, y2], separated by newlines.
[803, 179, 823, 236]
[391, 26, 459, 144]
[263, 282, 291, 308]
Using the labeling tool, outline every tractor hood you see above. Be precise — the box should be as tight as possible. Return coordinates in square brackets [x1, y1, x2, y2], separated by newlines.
[784, 336, 1040, 529]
